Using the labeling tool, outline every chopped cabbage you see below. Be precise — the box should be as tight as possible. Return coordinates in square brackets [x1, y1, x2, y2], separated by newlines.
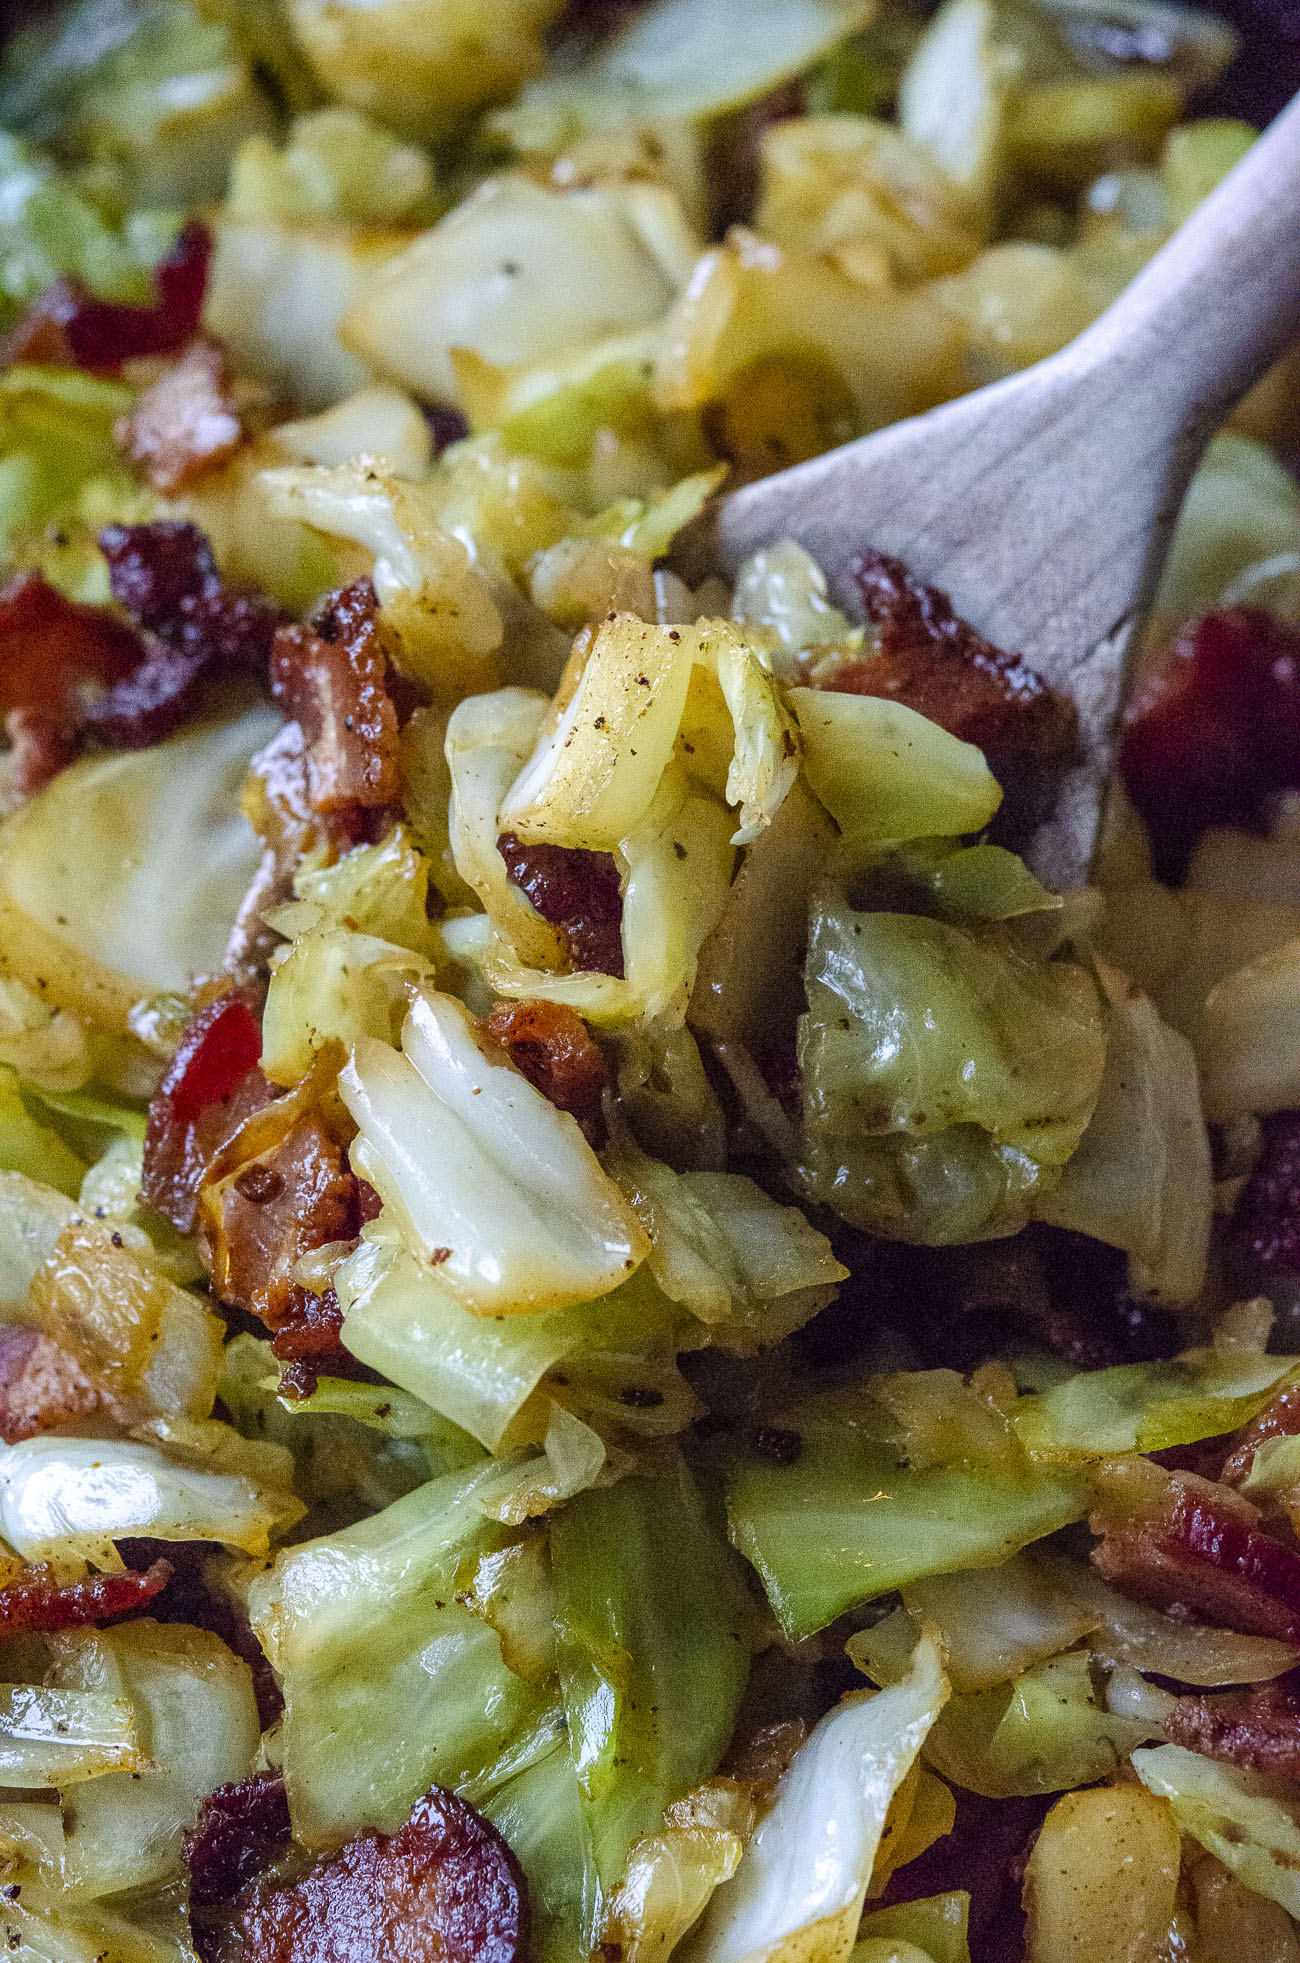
[228, 108, 437, 227]
[203, 216, 409, 410]
[731, 540, 857, 671]
[684, 1631, 948, 1963]
[340, 176, 698, 409]
[788, 689, 1002, 845]
[0, 365, 150, 596]
[897, 0, 1004, 219]
[29, 1213, 224, 1419]
[0, 707, 279, 1037]
[45, 1620, 260, 1899]
[609, 1146, 845, 1341]
[757, 115, 981, 282]
[1155, 432, 1300, 622]
[273, 384, 433, 478]
[604, 1783, 756, 1963]
[1133, 1744, 1300, 1919]
[261, 924, 434, 1085]
[1023, 1784, 1181, 1963]
[286, 0, 562, 142]
[341, 987, 648, 1314]
[1011, 1348, 1300, 1460]
[896, 1552, 1102, 1693]
[481, 1736, 601, 1963]
[0, 1071, 91, 1197]
[1198, 937, 1300, 1122]
[336, 1231, 696, 1451]
[247, 1458, 553, 1846]
[0, 133, 160, 330]
[1033, 960, 1211, 1301]
[499, 0, 877, 138]
[0, 1170, 76, 1315]
[260, 460, 504, 697]
[552, 1472, 752, 1896]
[0, 1684, 141, 1788]
[796, 888, 1108, 1243]
[0, 1432, 304, 1571]
[76, 1138, 206, 1286]
[726, 1387, 1088, 1640]
[854, 1895, 970, 1963]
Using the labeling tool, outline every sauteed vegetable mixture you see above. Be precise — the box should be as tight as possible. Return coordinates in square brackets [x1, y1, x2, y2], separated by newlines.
[0, 0, 1296, 1957]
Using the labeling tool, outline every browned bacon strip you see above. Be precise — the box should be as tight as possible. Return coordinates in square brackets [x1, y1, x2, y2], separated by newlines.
[186, 1774, 293, 1907]
[1092, 1478, 1300, 1644]
[229, 1786, 529, 1963]
[480, 999, 608, 1122]
[0, 1326, 101, 1442]
[1221, 1381, 1300, 1486]
[0, 1557, 171, 1632]
[497, 832, 624, 977]
[142, 995, 272, 1234]
[1165, 1674, 1300, 1781]
[269, 580, 400, 818]
[114, 344, 245, 494]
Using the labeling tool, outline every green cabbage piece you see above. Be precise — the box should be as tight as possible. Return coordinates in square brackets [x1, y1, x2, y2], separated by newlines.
[788, 688, 1002, 844]
[227, 108, 438, 226]
[246, 1458, 555, 1847]
[1133, 1743, 1300, 1918]
[551, 1471, 752, 1909]
[0, 1068, 89, 1196]
[0, 364, 155, 598]
[1011, 1348, 1300, 1460]
[0, 0, 292, 207]
[480, 1737, 601, 1963]
[725, 1386, 1087, 1641]
[796, 885, 1108, 1243]
[218, 1332, 482, 1525]
[0, 132, 164, 328]
[854, 1892, 971, 1963]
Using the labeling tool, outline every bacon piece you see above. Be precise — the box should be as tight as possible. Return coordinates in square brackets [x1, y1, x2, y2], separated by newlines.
[142, 995, 270, 1233]
[1221, 1382, 1300, 1486]
[1230, 1110, 1300, 1279]
[1119, 607, 1300, 881]
[497, 832, 625, 977]
[480, 1000, 608, 1121]
[269, 580, 400, 817]
[1164, 1673, 1300, 1780]
[4, 706, 80, 797]
[0, 568, 143, 715]
[0, 1557, 171, 1632]
[1092, 1478, 1300, 1643]
[115, 343, 244, 494]
[230, 1786, 529, 1963]
[83, 643, 211, 748]
[207, 1117, 356, 1330]
[1, 223, 212, 374]
[838, 550, 1078, 768]
[0, 1326, 102, 1442]
[187, 1773, 293, 1908]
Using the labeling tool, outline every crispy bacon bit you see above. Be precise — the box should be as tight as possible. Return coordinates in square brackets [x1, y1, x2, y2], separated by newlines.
[186, 1774, 293, 1907]
[1092, 1478, 1300, 1643]
[0, 222, 212, 373]
[4, 706, 79, 797]
[0, 568, 143, 716]
[839, 551, 1078, 768]
[1230, 1110, 1300, 1279]
[498, 832, 625, 977]
[480, 1000, 608, 1120]
[230, 1786, 529, 1963]
[142, 995, 270, 1233]
[1222, 1383, 1300, 1486]
[0, 1557, 171, 1632]
[1119, 607, 1300, 881]
[114, 343, 245, 494]
[1165, 1673, 1300, 1780]
[269, 580, 401, 819]
[87, 520, 287, 749]
[208, 1118, 356, 1331]
[0, 1326, 101, 1442]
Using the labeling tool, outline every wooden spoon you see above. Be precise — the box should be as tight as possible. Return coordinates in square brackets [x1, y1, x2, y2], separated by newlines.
[685, 92, 1300, 887]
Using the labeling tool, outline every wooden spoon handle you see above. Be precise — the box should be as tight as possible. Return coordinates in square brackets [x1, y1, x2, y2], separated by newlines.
[1070, 88, 1300, 445]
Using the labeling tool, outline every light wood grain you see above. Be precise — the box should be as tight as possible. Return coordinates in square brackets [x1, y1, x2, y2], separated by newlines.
[690, 91, 1300, 887]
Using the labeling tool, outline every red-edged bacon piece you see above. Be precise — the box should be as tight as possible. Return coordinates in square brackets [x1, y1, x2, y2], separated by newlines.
[0, 1557, 171, 1632]
[1119, 606, 1300, 881]
[497, 832, 625, 977]
[1092, 1477, 1300, 1644]
[114, 343, 244, 495]
[208, 1117, 356, 1331]
[269, 579, 401, 819]
[480, 999, 608, 1122]
[142, 995, 270, 1234]
[0, 1326, 101, 1443]
[1221, 1379, 1300, 1486]
[1, 222, 212, 374]
[1165, 1672, 1300, 1780]
[839, 550, 1078, 767]
[186, 1773, 294, 1908]
[230, 1786, 529, 1963]
[0, 569, 143, 716]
